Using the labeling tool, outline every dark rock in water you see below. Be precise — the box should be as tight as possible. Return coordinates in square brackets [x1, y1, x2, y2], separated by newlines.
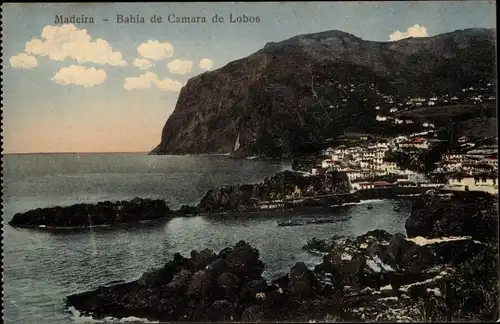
[217, 272, 241, 300]
[207, 258, 226, 274]
[379, 233, 416, 270]
[66, 241, 279, 322]
[66, 228, 498, 323]
[287, 262, 319, 299]
[186, 270, 215, 298]
[197, 170, 353, 213]
[177, 205, 199, 216]
[224, 241, 264, 279]
[189, 249, 217, 271]
[163, 270, 193, 298]
[405, 191, 498, 242]
[240, 279, 268, 301]
[303, 238, 331, 253]
[8, 198, 171, 228]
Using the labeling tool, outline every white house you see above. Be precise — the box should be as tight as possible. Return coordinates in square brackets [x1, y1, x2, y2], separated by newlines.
[341, 168, 364, 181]
[351, 181, 375, 190]
[394, 118, 404, 124]
[428, 101, 436, 106]
[378, 161, 397, 173]
[376, 115, 388, 122]
[405, 119, 414, 124]
[447, 172, 498, 195]
[389, 108, 398, 113]
[443, 153, 464, 161]
[360, 159, 374, 169]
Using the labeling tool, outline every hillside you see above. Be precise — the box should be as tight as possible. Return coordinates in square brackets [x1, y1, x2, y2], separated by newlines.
[152, 28, 496, 158]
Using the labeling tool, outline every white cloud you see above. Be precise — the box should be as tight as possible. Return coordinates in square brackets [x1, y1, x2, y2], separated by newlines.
[9, 53, 38, 69]
[124, 72, 159, 90]
[124, 72, 182, 92]
[24, 24, 126, 66]
[389, 24, 429, 41]
[134, 58, 153, 70]
[167, 59, 193, 75]
[156, 78, 183, 92]
[199, 58, 214, 71]
[137, 40, 174, 61]
[51, 65, 107, 88]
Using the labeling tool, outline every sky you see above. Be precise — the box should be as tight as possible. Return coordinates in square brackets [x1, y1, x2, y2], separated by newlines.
[1, 1, 496, 153]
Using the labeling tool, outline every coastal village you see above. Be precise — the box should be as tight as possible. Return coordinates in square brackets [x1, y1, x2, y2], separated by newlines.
[295, 80, 498, 196]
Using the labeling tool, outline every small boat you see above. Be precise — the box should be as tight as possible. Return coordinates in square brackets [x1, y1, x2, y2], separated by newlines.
[393, 206, 401, 212]
[367, 204, 373, 210]
[277, 219, 306, 227]
[277, 217, 352, 227]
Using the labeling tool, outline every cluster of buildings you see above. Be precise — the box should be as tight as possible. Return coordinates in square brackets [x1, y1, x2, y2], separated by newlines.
[436, 137, 498, 194]
[313, 137, 429, 191]
[302, 80, 498, 195]
[372, 81, 495, 127]
[310, 132, 498, 195]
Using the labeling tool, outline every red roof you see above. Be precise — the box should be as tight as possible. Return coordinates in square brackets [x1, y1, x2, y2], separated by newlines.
[373, 181, 392, 186]
[341, 167, 355, 172]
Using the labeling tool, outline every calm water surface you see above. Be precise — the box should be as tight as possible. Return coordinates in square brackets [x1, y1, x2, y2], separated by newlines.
[2, 153, 412, 323]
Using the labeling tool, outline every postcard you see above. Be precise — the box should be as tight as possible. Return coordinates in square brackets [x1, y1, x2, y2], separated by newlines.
[1, 2, 498, 323]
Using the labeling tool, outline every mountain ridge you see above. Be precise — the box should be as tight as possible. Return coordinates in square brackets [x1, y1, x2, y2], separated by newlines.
[152, 28, 496, 158]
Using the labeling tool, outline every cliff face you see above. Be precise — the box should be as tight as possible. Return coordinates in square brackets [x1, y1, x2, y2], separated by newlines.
[152, 29, 496, 158]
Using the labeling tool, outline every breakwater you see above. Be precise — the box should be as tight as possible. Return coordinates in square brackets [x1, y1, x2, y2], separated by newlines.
[353, 186, 430, 200]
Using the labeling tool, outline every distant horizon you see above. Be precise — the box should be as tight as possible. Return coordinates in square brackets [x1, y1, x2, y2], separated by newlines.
[2, 151, 151, 155]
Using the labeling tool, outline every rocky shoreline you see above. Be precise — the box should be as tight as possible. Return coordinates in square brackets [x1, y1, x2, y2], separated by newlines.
[65, 190, 498, 322]
[8, 170, 355, 229]
[7, 198, 199, 229]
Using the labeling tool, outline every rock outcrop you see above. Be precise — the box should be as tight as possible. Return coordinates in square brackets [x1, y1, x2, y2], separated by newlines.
[197, 170, 355, 213]
[8, 198, 171, 228]
[67, 198, 499, 323]
[304, 228, 498, 322]
[66, 241, 325, 322]
[8, 170, 355, 228]
[152, 28, 496, 158]
[405, 190, 498, 242]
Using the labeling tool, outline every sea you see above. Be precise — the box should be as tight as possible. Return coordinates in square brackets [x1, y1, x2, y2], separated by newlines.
[2, 153, 413, 324]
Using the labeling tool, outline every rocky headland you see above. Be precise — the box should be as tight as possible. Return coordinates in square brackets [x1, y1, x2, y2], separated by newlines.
[8, 198, 196, 229]
[197, 170, 354, 213]
[66, 190, 498, 322]
[9, 170, 355, 229]
[405, 190, 498, 241]
[152, 28, 496, 158]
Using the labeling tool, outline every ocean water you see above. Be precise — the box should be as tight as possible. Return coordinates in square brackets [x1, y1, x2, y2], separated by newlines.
[2, 153, 412, 324]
